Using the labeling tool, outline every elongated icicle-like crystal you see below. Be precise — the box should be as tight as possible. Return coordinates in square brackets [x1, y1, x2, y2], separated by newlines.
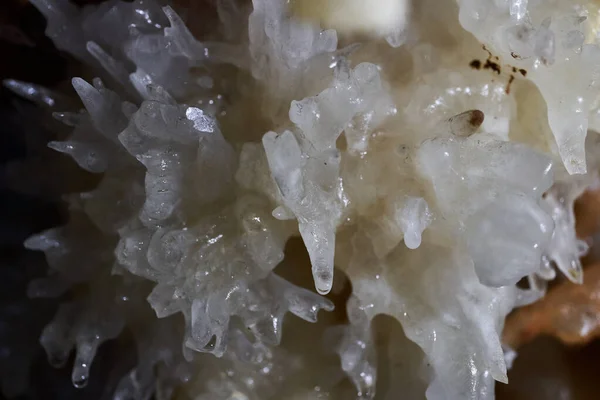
[10, 0, 600, 399]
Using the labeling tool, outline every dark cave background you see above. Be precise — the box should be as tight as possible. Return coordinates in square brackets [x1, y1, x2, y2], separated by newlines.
[0, 1, 135, 399]
[1, 1, 600, 399]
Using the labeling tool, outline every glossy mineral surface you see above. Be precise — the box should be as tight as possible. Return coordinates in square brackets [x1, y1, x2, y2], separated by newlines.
[5, 0, 600, 399]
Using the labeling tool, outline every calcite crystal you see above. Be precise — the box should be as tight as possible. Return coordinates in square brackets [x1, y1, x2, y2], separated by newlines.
[5, 0, 600, 399]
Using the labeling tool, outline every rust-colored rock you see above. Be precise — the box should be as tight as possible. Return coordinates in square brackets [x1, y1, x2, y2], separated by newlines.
[503, 262, 600, 348]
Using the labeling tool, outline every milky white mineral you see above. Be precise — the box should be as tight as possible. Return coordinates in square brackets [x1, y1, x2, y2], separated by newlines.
[292, 0, 410, 47]
[5, 0, 600, 399]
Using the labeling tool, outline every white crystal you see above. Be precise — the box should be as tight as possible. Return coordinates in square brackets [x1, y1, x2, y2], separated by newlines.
[13, 0, 600, 399]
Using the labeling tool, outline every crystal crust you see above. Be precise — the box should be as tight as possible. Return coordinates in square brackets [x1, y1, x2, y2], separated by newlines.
[5, 0, 600, 399]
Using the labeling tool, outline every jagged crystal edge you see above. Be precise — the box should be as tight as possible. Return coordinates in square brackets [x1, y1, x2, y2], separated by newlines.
[4, 0, 600, 399]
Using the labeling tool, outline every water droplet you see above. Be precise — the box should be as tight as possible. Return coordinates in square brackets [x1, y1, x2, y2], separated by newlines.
[72, 375, 88, 389]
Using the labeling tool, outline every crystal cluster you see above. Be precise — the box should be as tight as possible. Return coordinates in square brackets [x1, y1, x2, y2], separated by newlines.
[5, 0, 600, 399]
